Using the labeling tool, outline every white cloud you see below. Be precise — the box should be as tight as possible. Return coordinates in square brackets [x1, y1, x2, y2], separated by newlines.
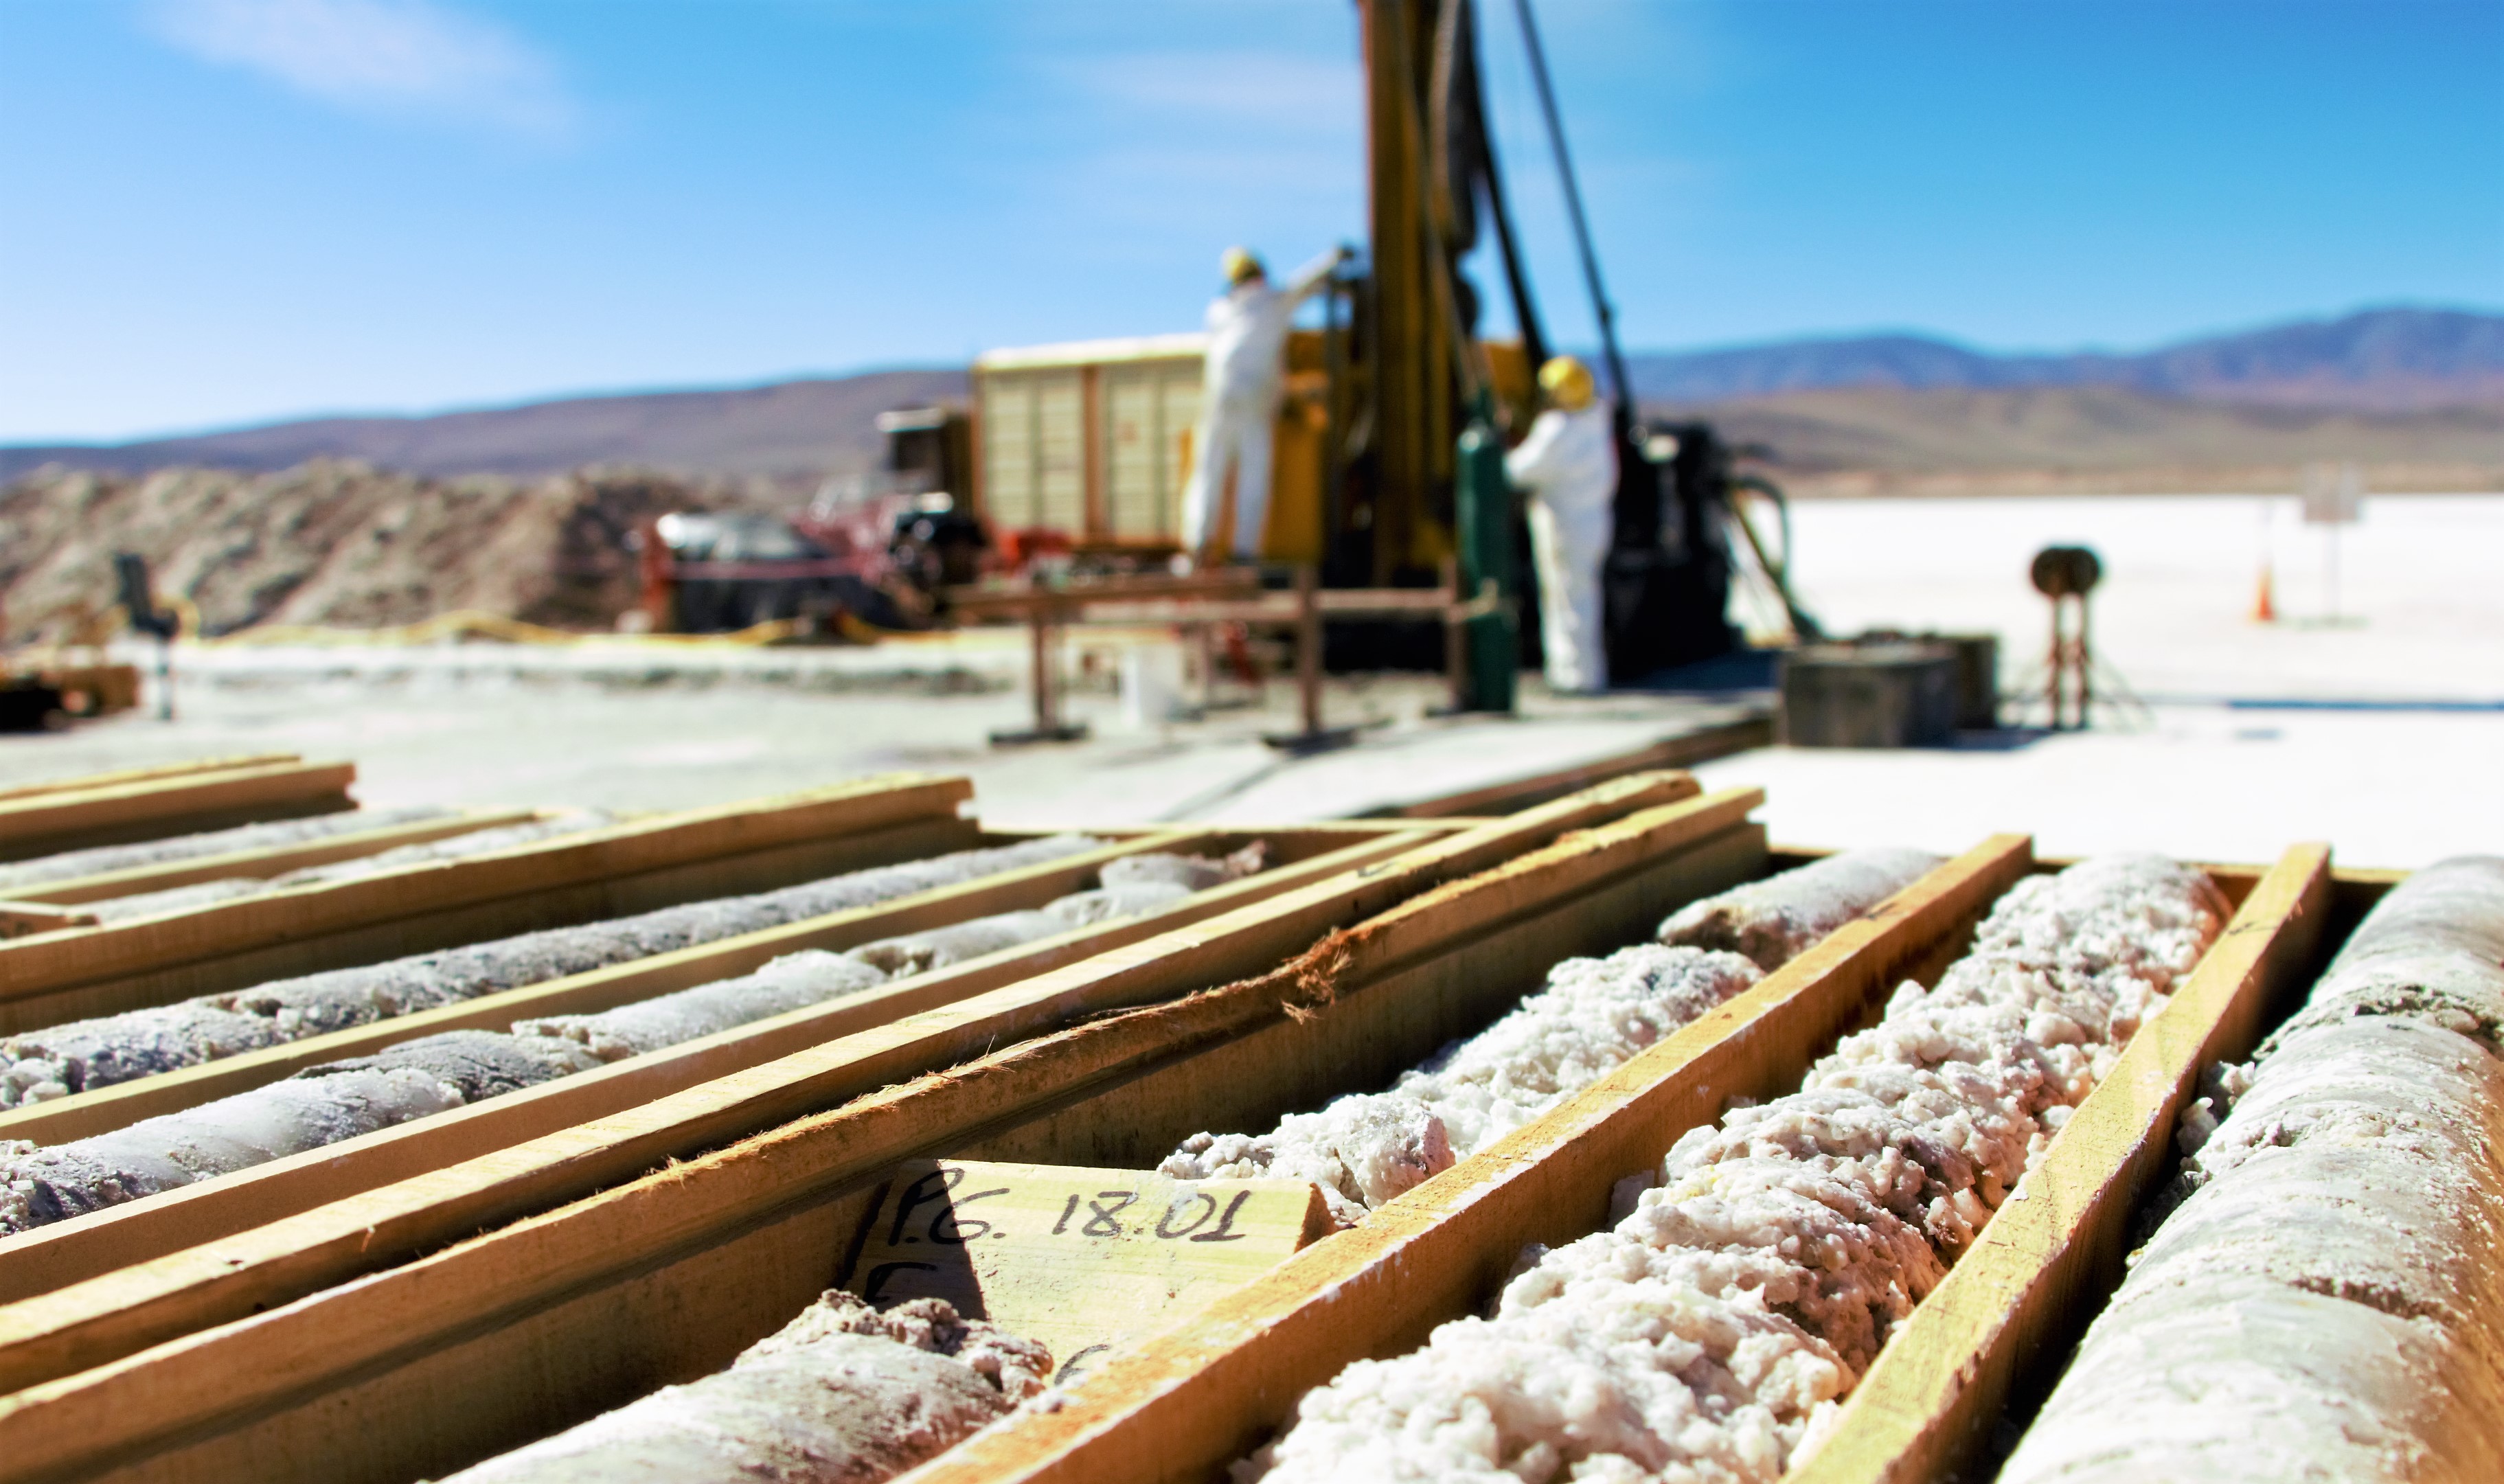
[146, 0, 580, 142]
[1027, 49, 1363, 237]
[1062, 50, 1360, 135]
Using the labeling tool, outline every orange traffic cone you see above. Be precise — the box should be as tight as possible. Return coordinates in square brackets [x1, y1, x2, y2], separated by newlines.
[2252, 563, 2277, 623]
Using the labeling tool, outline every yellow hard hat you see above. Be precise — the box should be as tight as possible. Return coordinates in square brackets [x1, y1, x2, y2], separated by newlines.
[1220, 247, 1266, 285]
[1538, 355, 1596, 411]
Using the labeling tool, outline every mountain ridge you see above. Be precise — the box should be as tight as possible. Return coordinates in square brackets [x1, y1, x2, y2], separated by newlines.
[1624, 306, 2504, 409]
[4, 306, 2497, 484]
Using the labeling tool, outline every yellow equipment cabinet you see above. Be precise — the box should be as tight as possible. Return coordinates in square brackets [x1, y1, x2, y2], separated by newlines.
[971, 332, 1336, 565]
[972, 331, 1528, 570]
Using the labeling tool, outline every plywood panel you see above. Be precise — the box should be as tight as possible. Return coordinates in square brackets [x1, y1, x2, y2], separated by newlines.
[1104, 367, 1166, 540]
[1035, 371, 1086, 534]
[979, 374, 1038, 527]
[1159, 370, 1202, 535]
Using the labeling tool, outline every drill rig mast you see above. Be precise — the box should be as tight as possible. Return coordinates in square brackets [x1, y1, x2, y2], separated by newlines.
[1334, 0, 1740, 689]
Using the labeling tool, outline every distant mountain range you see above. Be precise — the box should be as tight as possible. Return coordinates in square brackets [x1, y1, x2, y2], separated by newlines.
[0, 369, 967, 485]
[3, 306, 2497, 486]
[1626, 306, 2504, 409]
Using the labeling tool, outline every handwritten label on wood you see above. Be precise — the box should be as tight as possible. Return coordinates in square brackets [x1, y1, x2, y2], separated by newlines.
[843, 1159, 1329, 1381]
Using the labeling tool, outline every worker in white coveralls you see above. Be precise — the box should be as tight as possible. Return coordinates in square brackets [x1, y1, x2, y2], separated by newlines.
[1506, 354, 1617, 693]
[1181, 244, 1350, 562]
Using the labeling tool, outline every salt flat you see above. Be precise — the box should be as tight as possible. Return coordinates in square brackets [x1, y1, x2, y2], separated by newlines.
[0, 493, 2491, 869]
[1776, 492, 2504, 703]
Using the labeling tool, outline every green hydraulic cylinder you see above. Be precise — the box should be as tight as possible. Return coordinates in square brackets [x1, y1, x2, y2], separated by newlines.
[1454, 404, 1518, 713]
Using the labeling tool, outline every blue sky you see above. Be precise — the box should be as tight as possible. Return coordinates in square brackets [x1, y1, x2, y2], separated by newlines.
[3, 0, 2498, 442]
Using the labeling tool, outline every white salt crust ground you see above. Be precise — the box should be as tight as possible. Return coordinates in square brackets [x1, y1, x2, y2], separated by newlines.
[1999, 855, 2504, 1484]
[0, 849, 1253, 1233]
[1163, 849, 1937, 1228]
[1246, 854, 2224, 1484]
[435, 1292, 1051, 1484]
[79, 808, 618, 922]
[0, 833, 1096, 1107]
[0, 804, 459, 893]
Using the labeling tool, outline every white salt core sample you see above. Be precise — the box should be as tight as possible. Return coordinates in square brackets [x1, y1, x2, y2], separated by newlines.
[0, 846, 1267, 1232]
[1999, 855, 2504, 1484]
[1102, 841, 1265, 892]
[82, 810, 620, 923]
[1657, 847, 1942, 970]
[525, 850, 1257, 1059]
[0, 805, 459, 893]
[436, 1292, 1049, 1484]
[1164, 851, 1935, 1231]
[1247, 854, 2224, 1484]
[0, 1030, 597, 1231]
[516, 951, 892, 1062]
[0, 834, 1101, 1106]
[1165, 945, 1764, 1226]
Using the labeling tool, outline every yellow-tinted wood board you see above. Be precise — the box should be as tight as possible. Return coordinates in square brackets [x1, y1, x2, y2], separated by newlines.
[1782, 842, 2334, 1484]
[844, 1158, 1328, 1379]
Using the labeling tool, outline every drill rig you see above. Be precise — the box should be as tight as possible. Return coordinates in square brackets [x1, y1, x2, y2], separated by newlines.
[964, 0, 1790, 702]
[1328, 0, 1744, 696]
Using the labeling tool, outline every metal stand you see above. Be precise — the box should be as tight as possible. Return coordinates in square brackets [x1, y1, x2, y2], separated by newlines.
[946, 567, 1501, 754]
[2044, 591, 2091, 731]
[988, 605, 1088, 746]
[1260, 567, 1360, 755]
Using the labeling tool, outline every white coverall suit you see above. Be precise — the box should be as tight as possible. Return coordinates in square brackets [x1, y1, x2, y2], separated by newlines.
[1181, 249, 1341, 560]
[1505, 402, 1617, 693]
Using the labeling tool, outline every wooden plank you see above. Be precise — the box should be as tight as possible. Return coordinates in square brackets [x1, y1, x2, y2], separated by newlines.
[950, 821, 1771, 1176]
[0, 831, 1212, 1148]
[911, 835, 2036, 1484]
[0, 904, 98, 940]
[0, 801, 1742, 1481]
[1782, 843, 2334, 1484]
[0, 757, 300, 806]
[0, 761, 356, 863]
[843, 1159, 1329, 1376]
[0, 774, 973, 1028]
[1373, 718, 1775, 819]
[0, 831, 1421, 1311]
[0, 777, 1709, 1479]
[11, 807, 543, 907]
[0, 814, 993, 1037]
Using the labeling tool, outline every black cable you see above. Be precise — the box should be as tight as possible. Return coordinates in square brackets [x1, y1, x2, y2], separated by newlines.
[1461, 0, 1549, 372]
[1509, 0, 1631, 415]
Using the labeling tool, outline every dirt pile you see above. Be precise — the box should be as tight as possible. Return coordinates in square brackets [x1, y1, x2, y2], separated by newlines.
[0, 461, 799, 641]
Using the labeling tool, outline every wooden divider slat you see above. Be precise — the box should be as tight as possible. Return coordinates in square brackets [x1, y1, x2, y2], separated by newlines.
[907, 834, 2035, 1484]
[0, 830, 1424, 1301]
[1372, 717, 1773, 819]
[15, 807, 543, 907]
[0, 757, 301, 806]
[0, 904, 98, 939]
[0, 775, 1709, 1481]
[0, 761, 356, 863]
[1782, 843, 2334, 1484]
[0, 830, 1198, 1149]
[0, 774, 972, 1027]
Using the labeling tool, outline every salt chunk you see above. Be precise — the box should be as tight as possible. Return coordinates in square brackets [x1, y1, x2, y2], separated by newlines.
[438, 1292, 1050, 1484]
[1659, 847, 1942, 970]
